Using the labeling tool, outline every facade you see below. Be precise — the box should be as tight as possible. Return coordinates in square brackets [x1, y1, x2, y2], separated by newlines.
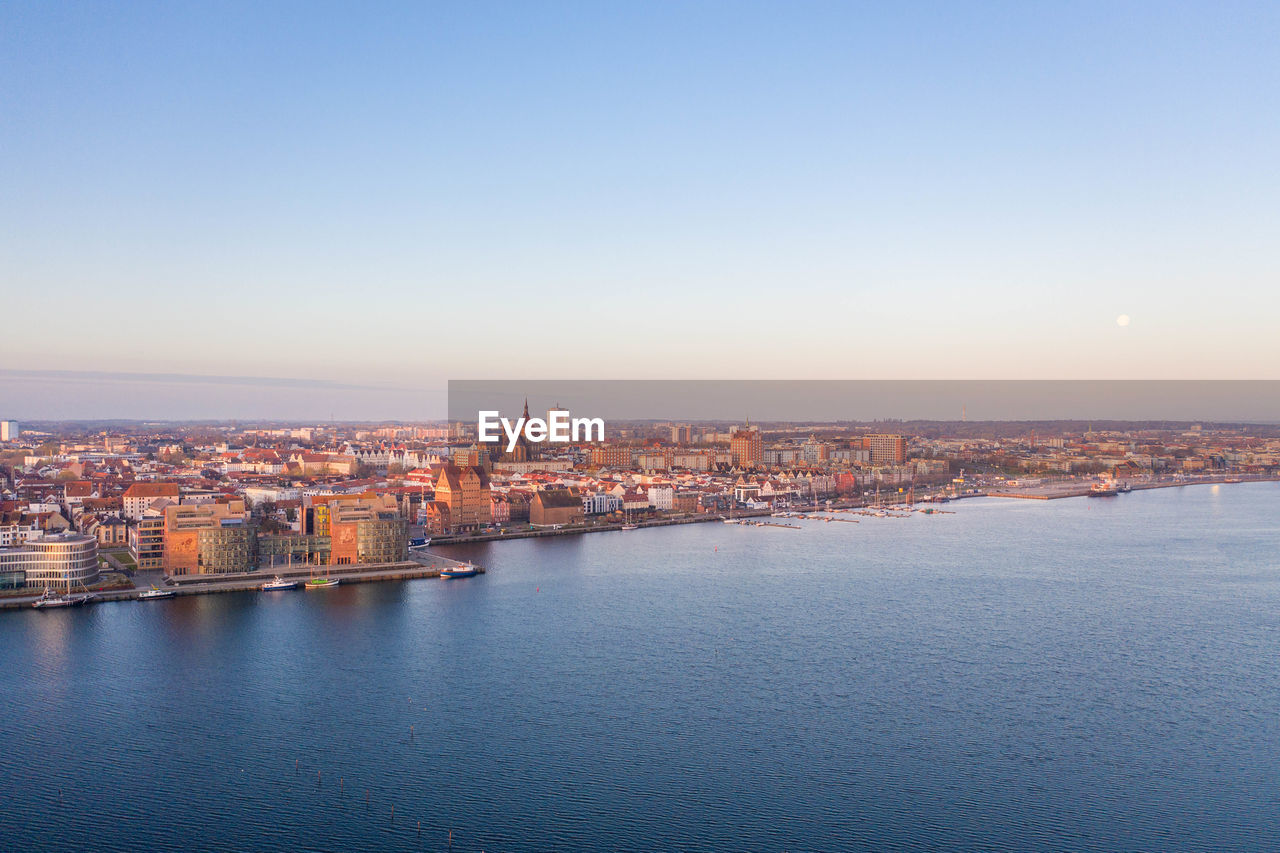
[863, 434, 907, 465]
[590, 447, 634, 468]
[259, 533, 331, 567]
[583, 492, 623, 515]
[530, 489, 584, 527]
[163, 501, 248, 575]
[0, 420, 18, 441]
[0, 512, 42, 547]
[0, 533, 99, 592]
[123, 483, 181, 520]
[730, 427, 763, 467]
[195, 521, 259, 574]
[129, 515, 166, 570]
[647, 486, 675, 511]
[305, 494, 407, 565]
[434, 464, 492, 532]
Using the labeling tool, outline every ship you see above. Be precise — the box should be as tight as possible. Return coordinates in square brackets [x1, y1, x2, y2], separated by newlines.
[138, 586, 175, 600]
[32, 588, 94, 609]
[261, 576, 297, 591]
[1088, 483, 1119, 497]
[305, 577, 340, 589]
[440, 563, 479, 579]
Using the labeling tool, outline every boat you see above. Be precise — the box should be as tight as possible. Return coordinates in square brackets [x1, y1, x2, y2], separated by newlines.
[305, 577, 340, 589]
[621, 523, 639, 531]
[408, 536, 432, 548]
[261, 576, 298, 591]
[32, 588, 92, 609]
[138, 586, 175, 600]
[440, 563, 479, 579]
[1088, 483, 1118, 497]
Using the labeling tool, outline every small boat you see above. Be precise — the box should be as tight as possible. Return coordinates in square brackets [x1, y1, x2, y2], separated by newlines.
[138, 586, 175, 600]
[621, 523, 639, 531]
[409, 537, 432, 548]
[1088, 483, 1118, 497]
[440, 563, 478, 579]
[305, 577, 340, 589]
[261, 576, 297, 591]
[32, 588, 91, 609]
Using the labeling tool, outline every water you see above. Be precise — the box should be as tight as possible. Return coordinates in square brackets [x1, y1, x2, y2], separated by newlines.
[3, 483, 1280, 851]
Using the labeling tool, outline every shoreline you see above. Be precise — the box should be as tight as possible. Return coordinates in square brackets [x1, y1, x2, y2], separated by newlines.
[5, 475, 1274, 613]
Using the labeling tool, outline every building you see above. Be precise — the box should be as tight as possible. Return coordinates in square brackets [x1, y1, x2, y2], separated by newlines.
[530, 488, 584, 527]
[863, 434, 907, 465]
[590, 447, 634, 468]
[0, 532, 99, 592]
[434, 464, 492, 532]
[647, 485, 675, 511]
[129, 514, 165, 571]
[299, 494, 407, 564]
[123, 483, 181, 520]
[164, 501, 250, 575]
[0, 512, 42, 547]
[730, 424, 763, 467]
[329, 497, 407, 565]
[583, 492, 622, 515]
[0, 420, 18, 442]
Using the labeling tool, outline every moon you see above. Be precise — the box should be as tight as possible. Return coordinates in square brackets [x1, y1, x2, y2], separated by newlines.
[1116, 314, 1131, 327]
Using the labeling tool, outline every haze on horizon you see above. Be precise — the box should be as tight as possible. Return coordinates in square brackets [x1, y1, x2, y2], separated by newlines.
[2, 1, 1278, 420]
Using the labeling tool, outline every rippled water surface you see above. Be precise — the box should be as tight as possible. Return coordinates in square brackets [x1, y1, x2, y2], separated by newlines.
[4, 483, 1280, 851]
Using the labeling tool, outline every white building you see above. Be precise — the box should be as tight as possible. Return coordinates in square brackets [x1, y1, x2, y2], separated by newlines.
[647, 486, 675, 511]
[582, 492, 623, 515]
[0, 515, 42, 547]
[0, 420, 18, 441]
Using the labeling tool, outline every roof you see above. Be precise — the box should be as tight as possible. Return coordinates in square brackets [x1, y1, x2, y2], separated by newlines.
[124, 483, 180, 498]
[534, 489, 581, 509]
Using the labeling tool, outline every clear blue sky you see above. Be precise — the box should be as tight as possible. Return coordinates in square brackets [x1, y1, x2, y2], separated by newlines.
[2, 1, 1277, 418]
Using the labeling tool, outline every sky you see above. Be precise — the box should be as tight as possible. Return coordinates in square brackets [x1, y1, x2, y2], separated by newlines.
[2, 1, 1278, 419]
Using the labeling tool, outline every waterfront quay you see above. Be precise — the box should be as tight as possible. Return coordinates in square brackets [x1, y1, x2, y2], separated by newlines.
[987, 473, 1278, 500]
[0, 551, 479, 611]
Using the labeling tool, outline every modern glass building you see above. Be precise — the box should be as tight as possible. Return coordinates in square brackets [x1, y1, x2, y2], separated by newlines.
[0, 533, 99, 592]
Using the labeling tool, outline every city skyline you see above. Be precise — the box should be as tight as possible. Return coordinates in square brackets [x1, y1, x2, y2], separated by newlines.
[4, 1, 1280, 416]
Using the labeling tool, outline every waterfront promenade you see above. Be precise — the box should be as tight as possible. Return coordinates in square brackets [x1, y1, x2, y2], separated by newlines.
[0, 551, 479, 611]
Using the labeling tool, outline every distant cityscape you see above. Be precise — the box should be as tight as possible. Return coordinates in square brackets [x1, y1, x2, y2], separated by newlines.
[2, 413, 1278, 602]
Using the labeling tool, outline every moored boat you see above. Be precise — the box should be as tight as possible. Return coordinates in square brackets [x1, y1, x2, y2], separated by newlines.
[261, 576, 297, 591]
[1088, 483, 1119, 497]
[305, 577, 340, 589]
[440, 563, 478, 579]
[32, 588, 92, 609]
[138, 586, 175, 600]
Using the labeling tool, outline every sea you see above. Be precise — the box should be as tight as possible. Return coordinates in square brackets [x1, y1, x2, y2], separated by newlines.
[3, 482, 1279, 852]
